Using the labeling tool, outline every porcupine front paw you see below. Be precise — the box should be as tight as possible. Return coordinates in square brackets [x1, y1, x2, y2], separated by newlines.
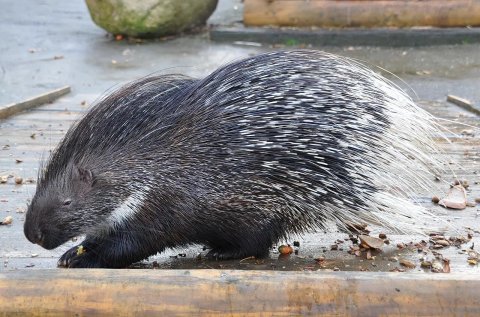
[58, 243, 104, 268]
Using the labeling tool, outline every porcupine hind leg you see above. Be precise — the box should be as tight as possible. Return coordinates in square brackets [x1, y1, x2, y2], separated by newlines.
[204, 217, 281, 260]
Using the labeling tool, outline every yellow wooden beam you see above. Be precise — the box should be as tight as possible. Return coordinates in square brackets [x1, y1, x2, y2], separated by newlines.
[1, 270, 480, 316]
[244, 0, 480, 27]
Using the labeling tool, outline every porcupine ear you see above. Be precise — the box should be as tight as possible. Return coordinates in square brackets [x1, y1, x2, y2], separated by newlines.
[73, 165, 94, 185]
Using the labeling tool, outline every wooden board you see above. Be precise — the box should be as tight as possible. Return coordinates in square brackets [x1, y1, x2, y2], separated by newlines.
[244, 0, 480, 27]
[1, 270, 480, 316]
[0, 86, 71, 119]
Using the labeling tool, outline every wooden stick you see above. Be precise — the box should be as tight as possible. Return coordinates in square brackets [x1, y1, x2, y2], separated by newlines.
[1, 270, 479, 316]
[0, 86, 71, 119]
[447, 95, 480, 115]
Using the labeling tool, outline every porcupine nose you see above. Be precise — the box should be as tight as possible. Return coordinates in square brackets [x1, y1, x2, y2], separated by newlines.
[25, 227, 45, 246]
[35, 232, 45, 247]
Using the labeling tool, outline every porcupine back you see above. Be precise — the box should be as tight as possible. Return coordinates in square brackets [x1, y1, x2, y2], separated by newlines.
[171, 50, 442, 235]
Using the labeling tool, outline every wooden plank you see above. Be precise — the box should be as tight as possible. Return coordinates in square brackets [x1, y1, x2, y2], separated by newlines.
[244, 0, 480, 27]
[447, 95, 480, 115]
[0, 86, 71, 120]
[1, 270, 479, 316]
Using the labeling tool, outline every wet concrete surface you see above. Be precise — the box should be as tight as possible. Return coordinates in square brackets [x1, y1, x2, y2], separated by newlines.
[0, 0, 480, 273]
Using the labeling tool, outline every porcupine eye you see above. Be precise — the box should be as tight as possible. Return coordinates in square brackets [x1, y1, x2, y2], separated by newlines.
[63, 199, 72, 206]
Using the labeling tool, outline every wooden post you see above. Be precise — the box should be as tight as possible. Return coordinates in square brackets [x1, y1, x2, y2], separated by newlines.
[244, 0, 480, 27]
[1, 270, 480, 316]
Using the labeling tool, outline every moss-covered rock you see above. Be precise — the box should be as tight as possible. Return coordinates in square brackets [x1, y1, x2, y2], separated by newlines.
[85, 0, 218, 38]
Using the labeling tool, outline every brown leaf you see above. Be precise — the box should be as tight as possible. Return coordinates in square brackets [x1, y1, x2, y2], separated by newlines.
[359, 235, 384, 249]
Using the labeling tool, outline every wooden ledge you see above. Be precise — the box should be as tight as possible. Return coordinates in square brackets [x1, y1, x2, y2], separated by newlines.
[244, 0, 480, 27]
[1, 270, 479, 316]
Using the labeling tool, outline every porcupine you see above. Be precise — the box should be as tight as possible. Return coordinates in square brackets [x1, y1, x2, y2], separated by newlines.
[24, 50, 442, 268]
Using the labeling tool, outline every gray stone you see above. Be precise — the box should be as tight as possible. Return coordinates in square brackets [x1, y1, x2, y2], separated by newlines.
[85, 0, 218, 38]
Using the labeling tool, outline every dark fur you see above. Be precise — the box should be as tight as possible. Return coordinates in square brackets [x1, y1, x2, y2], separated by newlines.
[25, 50, 426, 268]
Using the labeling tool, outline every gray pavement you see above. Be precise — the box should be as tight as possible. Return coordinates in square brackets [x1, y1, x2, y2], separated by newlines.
[0, 0, 479, 272]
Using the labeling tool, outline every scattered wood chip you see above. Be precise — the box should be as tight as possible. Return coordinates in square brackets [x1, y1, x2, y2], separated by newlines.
[435, 239, 450, 247]
[431, 259, 444, 273]
[420, 261, 432, 268]
[366, 249, 373, 260]
[314, 256, 325, 262]
[438, 185, 467, 210]
[0, 216, 13, 225]
[31, 253, 39, 258]
[16, 207, 26, 213]
[359, 235, 384, 249]
[461, 129, 475, 137]
[431, 196, 440, 204]
[345, 222, 369, 234]
[399, 259, 416, 269]
[0, 176, 8, 184]
[468, 249, 478, 257]
[14, 177, 23, 185]
[378, 233, 387, 239]
[442, 259, 451, 273]
[467, 259, 478, 265]
[431, 258, 450, 273]
[467, 250, 479, 264]
[15, 159, 23, 164]
[53, 55, 64, 60]
[390, 267, 405, 272]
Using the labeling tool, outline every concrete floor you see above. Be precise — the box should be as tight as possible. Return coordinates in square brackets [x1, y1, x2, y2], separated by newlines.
[0, 0, 479, 272]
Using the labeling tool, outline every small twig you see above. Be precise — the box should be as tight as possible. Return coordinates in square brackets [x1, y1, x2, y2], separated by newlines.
[239, 256, 256, 263]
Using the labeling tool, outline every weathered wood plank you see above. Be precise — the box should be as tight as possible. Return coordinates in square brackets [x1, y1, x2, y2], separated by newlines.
[447, 95, 480, 115]
[1, 270, 479, 316]
[244, 0, 480, 27]
[0, 86, 71, 119]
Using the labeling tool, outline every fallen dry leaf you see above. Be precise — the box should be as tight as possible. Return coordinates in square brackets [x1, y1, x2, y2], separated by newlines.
[359, 235, 384, 249]
[438, 185, 467, 209]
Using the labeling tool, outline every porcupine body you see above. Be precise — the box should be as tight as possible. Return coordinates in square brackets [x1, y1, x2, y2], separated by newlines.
[24, 50, 441, 268]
